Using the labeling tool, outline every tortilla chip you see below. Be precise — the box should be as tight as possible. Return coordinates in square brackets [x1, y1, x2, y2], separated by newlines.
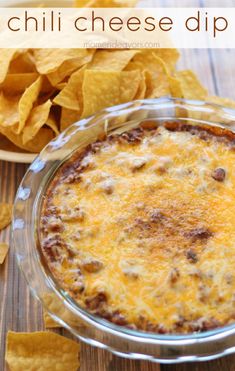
[120, 71, 141, 102]
[5, 331, 80, 371]
[54, 68, 85, 111]
[0, 203, 12, 231]
[148, 55, 171, 98]
[130, 49, 179, 75]
[0, 126, 54, 153]
[34, 49, 91, 75]
[0, 73, 39, 95]
[153, 49, 180, 72]
[56, 82, 67, 90]
[173, 70, 207, 100]
[47, 50, 94, 87]
[134, 71, 147, 100]
[1, 75, 53, 98]
[0, 49, 19, 84]
[46, 115, 60, 136]
[168, 75, 183, 99]
[0, 93, 20, 128]
[90, 50, 138, 71]
[17, 76, 42, 134]
[60, 108, 80, 132]
[127, 52, 170, 98]
[43, 293, 82, 328]
[0, 135, 27, 152]
[206, 95, 235, 109]
[81, 70, 140, 118]
[168, 71, 207, 119]
[22, 100, 52, 144]
[76, 0, 138, 6]
[0, 243, 9, 264]
[9, 51, 36, 74]
[124, 61, 141, 72]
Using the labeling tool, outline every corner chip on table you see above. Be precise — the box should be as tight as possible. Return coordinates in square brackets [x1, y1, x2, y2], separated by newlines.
[0, 203, 12, 231]
[5, 331, 80, 371]
[0, 243, 9, 264]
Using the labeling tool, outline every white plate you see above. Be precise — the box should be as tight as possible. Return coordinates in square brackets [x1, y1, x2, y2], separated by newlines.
[0, 150, 36, 163]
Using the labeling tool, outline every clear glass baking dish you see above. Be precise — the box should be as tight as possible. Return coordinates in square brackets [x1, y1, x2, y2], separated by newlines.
[12, 97, 235, 364]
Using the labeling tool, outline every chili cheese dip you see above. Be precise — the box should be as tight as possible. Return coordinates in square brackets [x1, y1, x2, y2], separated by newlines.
[40, 121, 235, 334]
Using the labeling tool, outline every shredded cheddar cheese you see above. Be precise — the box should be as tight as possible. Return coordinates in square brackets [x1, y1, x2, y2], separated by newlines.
[40, 123, 235, 333]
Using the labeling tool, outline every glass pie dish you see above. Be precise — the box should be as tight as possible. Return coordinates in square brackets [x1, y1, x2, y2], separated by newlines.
[12, 97, 235, 364]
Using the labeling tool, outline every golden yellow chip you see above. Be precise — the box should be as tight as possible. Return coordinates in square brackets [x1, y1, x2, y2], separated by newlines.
[0, 203, 12, 231]
[81, 70, 140, 118]
[90, 50, 138, 71]
[148, 55, 171, 98]
[153, 48, 180, 72]
[47, 50, 94, 87]
[43, 293, 82, 328]
[173, 70, 207, 100]
[0, 243, 9, 264]
[9, 51, 36, 74]
[41, 77, 55, 94]
[0, 73, 52, 96]
[131, 49, 179, 74]
[206, 95, 235, 109]
[0, 125, 54, 153]
[0, 135, 25, 152]
[54, 68, 85, 111]
[126, 52, 170, 98]
[0, 93, 20, 128]
[5, 331, 80, 371]
[134, 71, 147, 100]
[0, 73, 39, 95]
[56, 82, 67, 91]
[60, 108, 80, 132]
[0, 49, 19, 84]
[46, 115, 60, 136]
[76, 0, 138, 6]
[124, 60, 140, 72]
[17, 76, 42, 134]
[22, 100, 52, 144]
[120, 71, 141, 102]
[168, 75, 183, 99]
[34, 49, 91, 75]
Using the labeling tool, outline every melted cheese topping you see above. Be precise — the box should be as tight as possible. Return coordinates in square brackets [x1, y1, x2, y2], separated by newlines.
[41, 125, 235, 333]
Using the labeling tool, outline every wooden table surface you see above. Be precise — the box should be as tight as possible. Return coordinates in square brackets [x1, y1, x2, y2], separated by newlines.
[1, 1, 235, 370]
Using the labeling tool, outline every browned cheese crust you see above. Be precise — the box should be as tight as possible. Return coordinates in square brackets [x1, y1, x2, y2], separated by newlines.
[40, 121, 235, 333]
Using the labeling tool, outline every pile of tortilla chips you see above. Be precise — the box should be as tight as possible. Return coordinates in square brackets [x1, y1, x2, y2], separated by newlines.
[0, 1, 234, 154]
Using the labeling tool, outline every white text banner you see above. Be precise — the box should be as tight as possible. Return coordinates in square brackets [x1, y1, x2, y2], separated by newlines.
[0, 8, 234, 48]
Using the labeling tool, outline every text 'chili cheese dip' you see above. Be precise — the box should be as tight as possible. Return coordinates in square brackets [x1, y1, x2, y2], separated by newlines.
[40, 121, 235, 334]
